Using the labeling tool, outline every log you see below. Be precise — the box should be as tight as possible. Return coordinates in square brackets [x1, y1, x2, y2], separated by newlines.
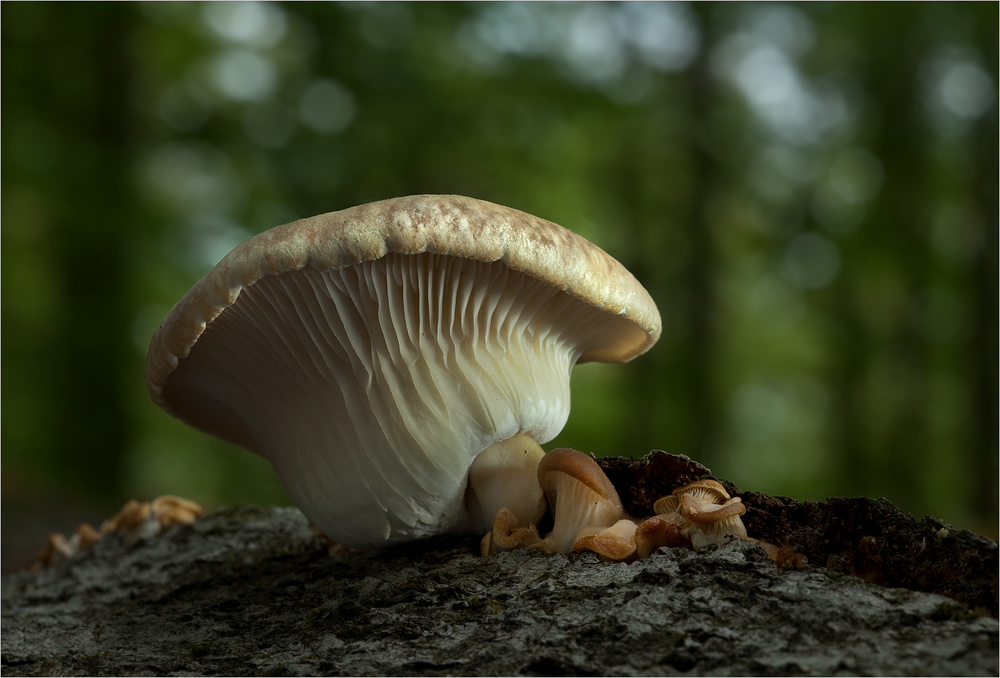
[3, 454, 997, 676]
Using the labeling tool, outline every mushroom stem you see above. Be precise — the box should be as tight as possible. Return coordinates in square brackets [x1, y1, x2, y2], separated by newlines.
[465, 434, 547, 535]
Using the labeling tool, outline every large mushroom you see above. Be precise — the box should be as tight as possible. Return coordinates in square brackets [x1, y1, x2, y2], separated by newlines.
[147, 195, 660, 549]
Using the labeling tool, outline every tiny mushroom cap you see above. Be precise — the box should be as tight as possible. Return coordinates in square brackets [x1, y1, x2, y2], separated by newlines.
[146, 195, 661, 549]
[535, 447, 631, 554]
[653, 480, 748, 551]
[573, 519, 638, 562]
[480, 507, 542, 557]
[634, 516, 690, 559]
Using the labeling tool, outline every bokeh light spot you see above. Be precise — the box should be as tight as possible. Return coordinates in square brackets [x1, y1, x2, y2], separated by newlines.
[203, 1, 286, 47]
[940, 61, 995, 120]
[298, 80, 356, 135]
[210, 49, 276, 102]
[781, 232, 841, 289]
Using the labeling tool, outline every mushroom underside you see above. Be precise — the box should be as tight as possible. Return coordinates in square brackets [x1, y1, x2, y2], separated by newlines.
[160, 253, 640, 548]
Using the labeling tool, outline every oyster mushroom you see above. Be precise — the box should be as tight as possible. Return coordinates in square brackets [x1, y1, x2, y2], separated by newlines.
[147, 195, 660, 550]
[466, 433, 547, 544]
[649, 480, 748, 550]
[532, 447, 636, 558]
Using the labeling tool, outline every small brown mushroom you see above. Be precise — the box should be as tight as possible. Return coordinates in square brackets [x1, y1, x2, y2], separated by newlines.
[101, 500, 153, 537]
[33, 533, 74, 570]
[32, 495, 204, 570]
[480, 507, 542, 557]
[573, 519, 639, 562]
[100, 496, 202, 540]
[681, 497, 748, 549]
[75, 522, 102, 551]
[650, 480, 748, 550]
[32, 522, 103, 570]
[468, 434, 547, 549]
[649, 480, 805, 566]
[151, 495, 204, 531]
[634, 515, 691, 559]
[653, 479, 732, 513]
[533, 448, 633, 555]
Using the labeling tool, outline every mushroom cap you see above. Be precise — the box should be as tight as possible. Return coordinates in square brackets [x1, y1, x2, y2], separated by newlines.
[634, 516, 690, 559]
[536, 447, 630, 553]
[148, 195, 661, 399]
[652, 482, 749, 552]
[146, 195, 660, 549]
[573, 519, 638, 562]
[679, 494, 746, 524]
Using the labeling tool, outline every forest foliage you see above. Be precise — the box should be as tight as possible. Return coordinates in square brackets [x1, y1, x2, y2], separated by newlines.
[2, 2, 997, 537]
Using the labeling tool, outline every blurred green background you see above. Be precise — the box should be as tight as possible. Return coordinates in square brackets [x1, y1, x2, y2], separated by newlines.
[3, 2, 996, 571]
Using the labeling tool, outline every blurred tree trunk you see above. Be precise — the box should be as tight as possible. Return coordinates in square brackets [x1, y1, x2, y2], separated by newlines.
[4, 4, 139, 500]
[59, 6, 136, 499]
[866, 6, 929, 506]
[625, 5, 720, 466]
[681, 7, 720, 467]
[829, 5, 928, 506]
[970, 2, 999, 528]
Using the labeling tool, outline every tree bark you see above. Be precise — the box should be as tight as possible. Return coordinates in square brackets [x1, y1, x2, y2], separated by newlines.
[4, 456, 997, 677]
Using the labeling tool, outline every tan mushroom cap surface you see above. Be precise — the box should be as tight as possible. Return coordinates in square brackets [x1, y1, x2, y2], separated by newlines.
[148, 195, 659, 396]
[145, 195, 661, 549]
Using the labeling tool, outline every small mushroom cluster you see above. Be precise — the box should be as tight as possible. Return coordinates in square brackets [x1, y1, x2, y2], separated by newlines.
[638, 479, 748, 555]
[482, 448, 804, 566]
[34, 496, 202, 570]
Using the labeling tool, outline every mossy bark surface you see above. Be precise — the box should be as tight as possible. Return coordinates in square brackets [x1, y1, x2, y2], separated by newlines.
[3, 454, 998, 677]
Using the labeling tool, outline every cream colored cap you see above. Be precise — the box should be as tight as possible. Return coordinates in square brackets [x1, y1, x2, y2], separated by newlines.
[147, 194, 660, 407]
